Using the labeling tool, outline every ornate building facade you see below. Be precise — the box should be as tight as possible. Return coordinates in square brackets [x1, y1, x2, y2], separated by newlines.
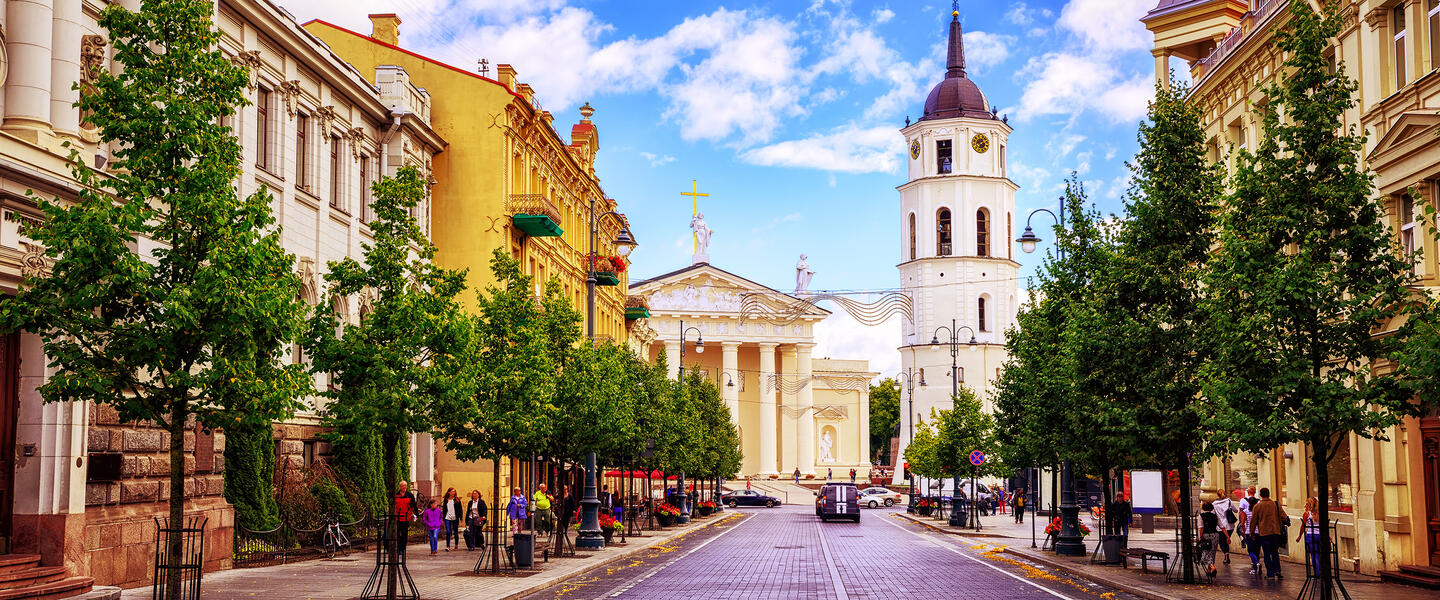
[1145, 0, 1440, 578]
[305, 14, 633, 504]
[0, 0, 444, 590]
[893, 9, 1021, 486]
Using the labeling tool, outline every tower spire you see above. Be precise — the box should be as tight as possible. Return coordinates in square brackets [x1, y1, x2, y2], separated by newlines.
[946, 2, 966, 79]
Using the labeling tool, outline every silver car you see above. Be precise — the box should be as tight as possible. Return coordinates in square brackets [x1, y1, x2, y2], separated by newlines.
[858, 487, 902, 508]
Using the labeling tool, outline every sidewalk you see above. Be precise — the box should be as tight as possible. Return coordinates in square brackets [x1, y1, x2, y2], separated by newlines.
[120, 511, 742, 600]
[897, 511, 1436, 600]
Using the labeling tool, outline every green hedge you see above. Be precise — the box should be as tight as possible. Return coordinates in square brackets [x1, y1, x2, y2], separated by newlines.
[223, 422, 279, 531]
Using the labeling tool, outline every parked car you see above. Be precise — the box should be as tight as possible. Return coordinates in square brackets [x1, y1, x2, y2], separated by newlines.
[721, 489, 780, 508]
[815, 482, 860, 522]
[858, 487, 902, 508]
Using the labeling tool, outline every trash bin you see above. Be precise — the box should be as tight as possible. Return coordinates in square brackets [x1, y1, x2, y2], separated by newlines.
[952, 504, 968, 528]
[513, 533, 534, 568]
[1101, 535, 1124, 564]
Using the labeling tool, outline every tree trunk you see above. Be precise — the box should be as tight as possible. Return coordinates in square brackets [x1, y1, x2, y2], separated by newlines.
[382, 431, 399, 500]
[1178, 454, 1197, 583]
[1101, 471, 1113, 536]
[1315, 439, 1334, 600]
[166, 401, 186, 600]
[1051, 463, 1059, 518]
[490, 458, 502, 573]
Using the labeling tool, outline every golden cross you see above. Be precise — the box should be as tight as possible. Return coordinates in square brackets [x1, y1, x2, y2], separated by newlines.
[681, 180, 709, 252]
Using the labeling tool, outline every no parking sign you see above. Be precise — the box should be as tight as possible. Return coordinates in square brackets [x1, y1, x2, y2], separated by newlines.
[969, 451, 986, 466]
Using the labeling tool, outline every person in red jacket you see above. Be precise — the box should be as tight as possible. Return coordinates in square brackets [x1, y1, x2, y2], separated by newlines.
[392, 481, 418, 556]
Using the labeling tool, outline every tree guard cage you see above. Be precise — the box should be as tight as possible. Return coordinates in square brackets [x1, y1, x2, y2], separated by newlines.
[361, 514, 419, 600]
[152, 516, 206, 600]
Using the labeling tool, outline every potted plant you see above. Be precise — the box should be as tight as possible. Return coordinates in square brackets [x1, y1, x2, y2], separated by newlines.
[916, 498, 936, 516]
[599, 513, 620, 543]
[590, 254, 621, 286]
[654, 502, 681, 527]
[696, 500, 716, 517]
[625, 295, 650, 320]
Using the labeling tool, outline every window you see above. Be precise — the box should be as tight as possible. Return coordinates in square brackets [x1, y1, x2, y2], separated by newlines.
[329, 135, 343, 211]
[296, 113, 310, 191]
[978, 297, 988, 331]
[256, 88, 272, 170]
[908, 213, 917, 260]
[1395, 4, 1408, 88]
[359, 155, 371, 223]
[1006, 213, 1013, 260]
[976, 208, 990, 257]
[1430, 0, 1439, 69]
[1401, 194, 1417, 272]
[936, 140, 953, 174]
[936, 208, 952, 256]
[302, 441, 317, 468]
[1307, 436, 1354, 512]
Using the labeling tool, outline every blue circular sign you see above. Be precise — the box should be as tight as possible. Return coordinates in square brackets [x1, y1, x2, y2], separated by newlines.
[969, 451, 986, 466]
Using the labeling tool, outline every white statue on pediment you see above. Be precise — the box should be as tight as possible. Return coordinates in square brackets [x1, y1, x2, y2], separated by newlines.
[795, 254, 814, 294]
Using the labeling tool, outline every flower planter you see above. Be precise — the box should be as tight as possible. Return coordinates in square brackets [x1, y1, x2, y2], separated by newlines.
[594, 272, 620, 286]
[512, 214, 563, 237]
[697, 505, 714, 517]
[601, 528, 615, 544]
[656, 513, 677, 528]
[625, 306, 650, 319]
[917, 506, 933, 517]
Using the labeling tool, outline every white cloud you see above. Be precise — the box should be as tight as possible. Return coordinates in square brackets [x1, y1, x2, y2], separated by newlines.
[639, 152, 676, 167]
[814, 308, 901, 380]
[1057, 0, 1155, 53]
[1046, 133, 1086, 158]
[739, 125, 904, 174]
[964, 31, 1016, 72]
[873, 8, 896, 24]
[1006, 3, 1034, 25]
[1075, 151, 1093, 176]
[1008, 53, 1153, 124]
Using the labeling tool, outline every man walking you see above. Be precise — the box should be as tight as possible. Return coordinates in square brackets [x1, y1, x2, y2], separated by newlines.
[532, 484, 554, 536]
[849, 468, 856, 483]
[1013, 488, 1026, 524]
[1211, 492, 1236, 564]
[392, 481, 418, 556]
[1241, 486, 1261, 574]
[793, 468, 801, 485]
[1252, 487, 1287, 579]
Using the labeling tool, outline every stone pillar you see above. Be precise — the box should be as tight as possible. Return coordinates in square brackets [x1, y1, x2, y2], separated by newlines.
[796, 343, 815, 475]
[50, 0, 82, 142]
[3, 0, 55, 140]
[779, 345, 798, 476]
[1152, 47, 1171, 91]
[757, 343, 778, 476]
[664, 340, 681, 381]
[721, 342, 740, 426]
[412, 432, 436, 497]
[859, 381, 871, 473]
[11, 332, 88, 572]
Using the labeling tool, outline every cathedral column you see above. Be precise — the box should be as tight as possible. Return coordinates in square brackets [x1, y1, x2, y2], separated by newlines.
[721, 342, 740, 426]
[757, 343, 778, 476]
[779, 344, 798, 475]
[796, 343, 815, 475]
[3, 0, 55, 139]
[663, 340, 681, 381]
[50, 0, 82, 142]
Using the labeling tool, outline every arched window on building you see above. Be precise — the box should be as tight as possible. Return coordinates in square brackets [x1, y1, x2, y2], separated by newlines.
[936, 208, 952, 256]
[978, 296, 988, 332]
[976, 208, 990, 256]
[909, 213, 917, 260]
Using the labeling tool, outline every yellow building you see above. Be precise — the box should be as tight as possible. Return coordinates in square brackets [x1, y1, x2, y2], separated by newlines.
[304, 14, 633, 502]
[1144, 0, 1440, 580]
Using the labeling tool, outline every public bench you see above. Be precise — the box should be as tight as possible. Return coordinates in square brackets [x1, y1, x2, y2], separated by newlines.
[1120, 547, 1169, 573]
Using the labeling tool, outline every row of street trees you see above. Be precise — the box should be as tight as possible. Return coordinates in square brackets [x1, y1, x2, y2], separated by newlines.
[994, 1, 1439, 593]
[0, 0, 740, 595]
[903, 386, 999, 490]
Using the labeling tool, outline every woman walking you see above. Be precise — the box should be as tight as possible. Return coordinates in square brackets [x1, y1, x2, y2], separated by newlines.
[465, 490, 487, 551]
[441, 488, 462, 551]
[508, 487, 528, 534]
[1298, 497, 1320, 577]
[1198, 501, 1221, 577]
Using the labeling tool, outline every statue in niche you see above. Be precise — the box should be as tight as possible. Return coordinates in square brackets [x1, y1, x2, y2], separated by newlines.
[795, 254, 814, 294]
[820, 429, 835, 463]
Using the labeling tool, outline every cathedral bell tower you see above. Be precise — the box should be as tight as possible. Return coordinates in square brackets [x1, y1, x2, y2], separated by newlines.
[894, 5, 1019, 485]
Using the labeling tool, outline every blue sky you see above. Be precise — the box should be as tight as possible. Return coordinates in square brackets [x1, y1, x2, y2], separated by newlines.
[287, 0, 1166, 376]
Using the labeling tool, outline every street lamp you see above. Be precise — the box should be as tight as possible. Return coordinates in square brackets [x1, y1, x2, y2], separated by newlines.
[1015, 206, 1085, 556]
[929, 320, 978, 529]
[673, 321, 704, 524]
[893, 369, 917, 509]
[578, 196, 638, 551]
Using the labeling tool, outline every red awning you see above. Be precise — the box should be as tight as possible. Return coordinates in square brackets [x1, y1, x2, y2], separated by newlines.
[602, 469, 675, 479]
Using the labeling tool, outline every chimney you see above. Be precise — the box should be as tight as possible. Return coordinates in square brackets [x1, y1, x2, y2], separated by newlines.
[369, 14, 401, 45]
[497, 64, 517, 89]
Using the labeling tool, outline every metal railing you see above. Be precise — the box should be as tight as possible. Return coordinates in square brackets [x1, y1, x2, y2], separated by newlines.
[507, 194, 561, 224]
[1195, 0, 1283, 75]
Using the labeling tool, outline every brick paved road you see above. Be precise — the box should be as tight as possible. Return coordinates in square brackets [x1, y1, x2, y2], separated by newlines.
[519, 505, 1144, 600]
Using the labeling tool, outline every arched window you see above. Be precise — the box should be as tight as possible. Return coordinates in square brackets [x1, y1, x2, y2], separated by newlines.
[909, 213, 917, 260]
[976, 208, 990, 257]
[978, 297, 988, 332]
[936, 208, 952, 256]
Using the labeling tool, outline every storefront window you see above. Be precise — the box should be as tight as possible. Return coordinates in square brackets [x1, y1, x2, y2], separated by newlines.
[1305, 436, 1354, 512]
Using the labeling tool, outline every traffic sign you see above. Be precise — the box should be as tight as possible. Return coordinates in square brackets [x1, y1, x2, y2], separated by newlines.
[969, 451, 986, 466]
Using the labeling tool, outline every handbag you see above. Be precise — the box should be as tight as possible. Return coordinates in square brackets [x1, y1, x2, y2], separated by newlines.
[1198, 536, 1213, 551]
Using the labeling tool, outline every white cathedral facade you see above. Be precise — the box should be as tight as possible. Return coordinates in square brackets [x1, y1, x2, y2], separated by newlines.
[893, 8, 1020, 484]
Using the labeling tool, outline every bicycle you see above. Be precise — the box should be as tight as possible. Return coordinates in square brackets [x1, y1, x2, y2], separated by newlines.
[322, 515, 351, 559]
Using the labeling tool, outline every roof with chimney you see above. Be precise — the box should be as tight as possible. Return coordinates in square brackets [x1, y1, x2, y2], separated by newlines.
[920, 5, 996, 122]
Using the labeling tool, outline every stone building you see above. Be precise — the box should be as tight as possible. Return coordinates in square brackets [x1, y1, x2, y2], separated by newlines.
[0, 0, 443, 589]
[1144, 0, 1440, 581]
[304, 14, 633, 503]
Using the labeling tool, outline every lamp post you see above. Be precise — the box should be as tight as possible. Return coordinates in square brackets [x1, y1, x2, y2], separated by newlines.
[929, 320, 976, 529]
[579, 196, 638, 551]
[893, 369, 918, 508]
[1015, 206, 1085, 556]
[715, 372, 736, 513]
[674, 321, 703, 524]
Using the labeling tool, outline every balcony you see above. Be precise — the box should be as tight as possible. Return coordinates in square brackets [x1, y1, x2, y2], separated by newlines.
[508, 194, 563, 237]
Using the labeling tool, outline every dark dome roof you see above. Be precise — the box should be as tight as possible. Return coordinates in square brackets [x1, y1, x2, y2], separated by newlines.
[919, 12, 996, 122]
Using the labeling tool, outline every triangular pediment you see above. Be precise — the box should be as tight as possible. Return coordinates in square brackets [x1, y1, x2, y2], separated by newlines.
[630, 263, 830, 319]
[1369, 112, 1440, 164]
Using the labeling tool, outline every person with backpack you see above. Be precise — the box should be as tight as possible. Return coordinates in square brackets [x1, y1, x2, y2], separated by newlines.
[1012, 488, 1026, 524]
[1211, 492, 1237, 564]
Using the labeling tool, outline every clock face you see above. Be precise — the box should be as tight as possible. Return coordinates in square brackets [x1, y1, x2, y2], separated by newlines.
[971, 133, 990, 154]
[909, 139, 921, 160]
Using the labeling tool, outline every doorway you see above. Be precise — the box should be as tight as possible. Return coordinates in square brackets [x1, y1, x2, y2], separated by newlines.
[1421, 415, 1440, 567]
[0, 332, 19, 554]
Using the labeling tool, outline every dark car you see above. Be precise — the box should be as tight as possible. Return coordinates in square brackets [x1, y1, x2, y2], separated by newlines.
[815, 482, 860, 522]
[721, 489, 780, 508]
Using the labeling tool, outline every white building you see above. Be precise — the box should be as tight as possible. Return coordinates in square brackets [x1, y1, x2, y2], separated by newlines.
[893, 8, 1019, 485]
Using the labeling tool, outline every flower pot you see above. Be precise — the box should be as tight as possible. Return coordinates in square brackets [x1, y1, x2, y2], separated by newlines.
[602, 528, 615, 543]
[918, 506, 933, 517]
[697, 506, 714, 517]
[656, 513, 676, 528]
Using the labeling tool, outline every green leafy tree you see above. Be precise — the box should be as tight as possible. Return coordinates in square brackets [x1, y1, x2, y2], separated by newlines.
[993, 288, 1066, 487]
[304, 166, 471, 501]
[868, 378, 900, 464]
[1201, 1, 1426, 592]
[0, 1, 312, 595]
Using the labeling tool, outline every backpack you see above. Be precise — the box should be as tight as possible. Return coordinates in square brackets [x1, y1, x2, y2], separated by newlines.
[1225, 508, 1237, 524]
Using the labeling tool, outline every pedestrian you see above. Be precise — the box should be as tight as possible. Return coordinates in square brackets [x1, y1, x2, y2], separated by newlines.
[532, 484, 554, 535]
[1297, 497, 1319, 576]
[508, 487, 528, 534]
[391, 481, 418, 556]
[1111, 493, 1133, 541]
[465, 490, 486, 551]
[1211, 492, 1236, 564]
[1013, 488, 1026, 523]
[746, 477, 752, 491]
[562, 485, 579, 529]
[440, 487, 462, 551]
[422, 498, 444, 555]
[1252, 487, 1287, 579]
[849, 468, 856, 483]
[1198, 501, 1220, 577]
[793, 468, 801, 485]
[1241, 486, 1260, 574]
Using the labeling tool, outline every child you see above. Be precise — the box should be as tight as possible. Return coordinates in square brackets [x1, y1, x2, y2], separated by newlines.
[422, 498, 444, 555]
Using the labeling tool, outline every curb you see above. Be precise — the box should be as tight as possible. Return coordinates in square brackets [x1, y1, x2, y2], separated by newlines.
[497, 511, 744, 600]
[998, 547, 1193, 600]
[892, 512, 1011, 538]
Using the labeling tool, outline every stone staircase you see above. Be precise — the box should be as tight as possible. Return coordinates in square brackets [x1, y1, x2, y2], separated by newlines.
[0, 554, 95, 600]
[1380, 564, 1440, 590]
